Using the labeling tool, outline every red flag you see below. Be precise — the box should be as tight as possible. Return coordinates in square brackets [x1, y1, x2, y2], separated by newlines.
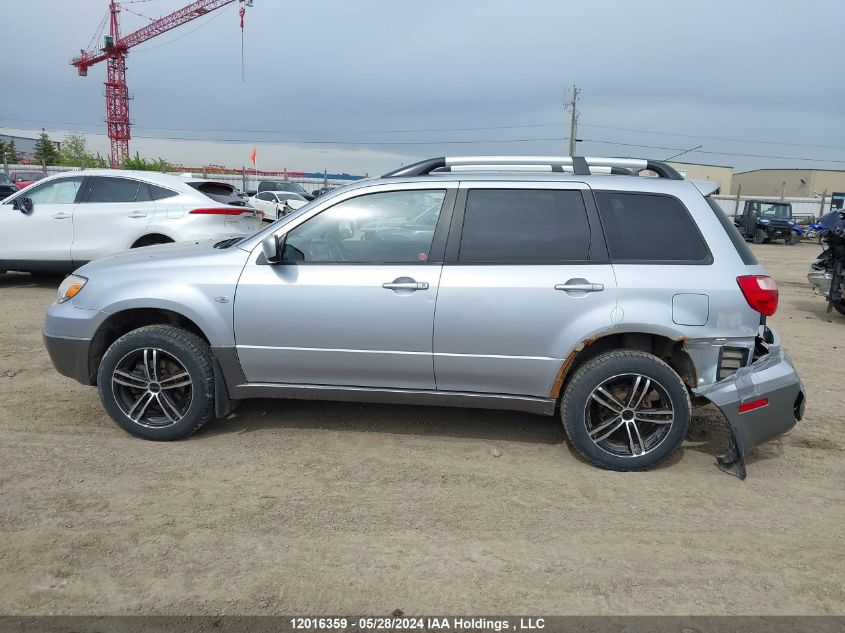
[249, 147, 257, 166]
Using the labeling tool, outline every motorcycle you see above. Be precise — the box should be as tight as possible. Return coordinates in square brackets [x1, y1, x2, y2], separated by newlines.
[808, 210, 845, 316]
[803, 220, 828, 242]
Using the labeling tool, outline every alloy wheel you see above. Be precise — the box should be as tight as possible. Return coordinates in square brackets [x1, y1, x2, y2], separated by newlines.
[111, 348, 193, 429]
[583, 373, 675, 458]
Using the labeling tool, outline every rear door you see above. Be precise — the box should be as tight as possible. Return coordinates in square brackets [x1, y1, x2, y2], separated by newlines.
[433, 182, 617, 397]
[71, 176, 153, 264]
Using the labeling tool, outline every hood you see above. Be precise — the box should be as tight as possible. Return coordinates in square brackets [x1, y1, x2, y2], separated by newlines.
[75, 239, 250, 276]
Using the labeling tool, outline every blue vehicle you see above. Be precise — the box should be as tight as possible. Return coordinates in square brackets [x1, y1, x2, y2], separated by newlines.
[734, 200, 800, 245]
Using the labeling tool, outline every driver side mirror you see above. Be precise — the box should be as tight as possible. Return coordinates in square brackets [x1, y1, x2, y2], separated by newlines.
[261, 234, 283, 264]
[261, 233, 305, 264]
[12, 197, 34, 215]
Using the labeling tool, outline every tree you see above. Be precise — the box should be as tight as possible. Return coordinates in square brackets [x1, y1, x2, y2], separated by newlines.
[1, 139, 18, 164]
[58, 133, 89, 168]
[123, 152, 169, 172]
[33, 129, 59, 166]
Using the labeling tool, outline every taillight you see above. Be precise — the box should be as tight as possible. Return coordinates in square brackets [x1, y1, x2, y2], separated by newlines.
[736, 275, 779, 316]
[190, 207, 262, 217]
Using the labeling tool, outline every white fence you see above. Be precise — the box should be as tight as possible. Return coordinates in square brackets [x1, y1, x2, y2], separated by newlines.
[712, 195, 830, 221]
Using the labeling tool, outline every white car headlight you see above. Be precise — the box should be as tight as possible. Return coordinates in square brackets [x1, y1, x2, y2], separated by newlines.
[57, 275, 88, 303]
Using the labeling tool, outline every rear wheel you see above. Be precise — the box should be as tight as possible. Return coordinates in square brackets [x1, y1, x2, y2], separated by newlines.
[753, 229, 766, 244]
[97, 325, 215, 440]
[560, 351, 691, 471]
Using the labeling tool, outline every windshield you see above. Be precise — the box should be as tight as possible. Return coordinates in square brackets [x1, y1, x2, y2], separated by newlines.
[760, 203, 791, 219]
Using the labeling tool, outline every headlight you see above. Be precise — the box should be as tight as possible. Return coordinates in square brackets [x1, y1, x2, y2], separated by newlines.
[57, 275, 87, 303]
[759, 218, 771, 224]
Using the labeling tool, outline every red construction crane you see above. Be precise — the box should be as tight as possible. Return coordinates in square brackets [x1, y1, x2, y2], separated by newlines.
[72, 0, 253, 168]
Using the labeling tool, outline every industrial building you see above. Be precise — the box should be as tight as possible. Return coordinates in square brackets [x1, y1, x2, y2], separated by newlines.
[731, 168, 845, 198]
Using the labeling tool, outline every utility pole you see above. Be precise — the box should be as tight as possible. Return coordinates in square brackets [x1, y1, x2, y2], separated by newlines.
[566, 85, 581, 156]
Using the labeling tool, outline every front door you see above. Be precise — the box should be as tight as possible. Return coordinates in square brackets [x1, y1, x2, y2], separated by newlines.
[234, 185, 456, 389]
[433, 183, 618, 397]
[0, 176, 84, 270]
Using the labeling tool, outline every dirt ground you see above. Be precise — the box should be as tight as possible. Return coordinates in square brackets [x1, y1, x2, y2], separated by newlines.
[0, 241, 843, 616]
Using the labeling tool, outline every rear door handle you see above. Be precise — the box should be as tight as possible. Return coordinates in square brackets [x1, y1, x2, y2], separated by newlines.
[555, 282, 605, 292]
[382, 281, 429, 291]
[127, 211, 148, 218]
[51, 212, 71, 220]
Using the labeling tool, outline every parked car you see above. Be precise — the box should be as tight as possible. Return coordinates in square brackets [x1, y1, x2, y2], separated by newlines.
[257, 179, 315, 201]
[0, 169, 263, 274]
[312, 186, 338, 198]
[10, 170, 47, 190]
[0, 173, 19, 200]
[734, 199, 799, 245]
[249, 191, 309, 221]
[43, 156, 804, 479]
[184, 179, 251, 208]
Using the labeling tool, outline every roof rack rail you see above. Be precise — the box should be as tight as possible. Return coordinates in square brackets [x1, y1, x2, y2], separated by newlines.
[382, 156, 684, 180]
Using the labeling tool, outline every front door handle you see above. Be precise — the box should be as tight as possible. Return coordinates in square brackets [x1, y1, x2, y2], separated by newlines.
[382, 280, 429, 291]
[127, 212, 148, 218]
[555, 282, 605, 292]
[51, 212, 71, 220]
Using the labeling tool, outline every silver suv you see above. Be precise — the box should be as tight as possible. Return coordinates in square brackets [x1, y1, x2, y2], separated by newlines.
[43, 156, 805, 477]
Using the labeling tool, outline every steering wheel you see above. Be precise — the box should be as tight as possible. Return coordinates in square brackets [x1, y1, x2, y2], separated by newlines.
[324, 231, 348, 262]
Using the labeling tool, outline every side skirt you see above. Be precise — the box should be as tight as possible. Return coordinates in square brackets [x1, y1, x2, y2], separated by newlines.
[229, 383, 557, 416]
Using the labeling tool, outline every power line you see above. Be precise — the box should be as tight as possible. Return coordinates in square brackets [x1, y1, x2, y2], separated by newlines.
[578, 122, 845, 151]
[3, 117, 845, 163]
[2, 113, 844, 151]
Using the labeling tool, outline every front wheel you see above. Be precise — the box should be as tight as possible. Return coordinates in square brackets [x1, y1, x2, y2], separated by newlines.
[753, 229, 766, 244]
[560, 351, 691, 471]
[97, 325, 216, 440]
[786, 232, 799, 245]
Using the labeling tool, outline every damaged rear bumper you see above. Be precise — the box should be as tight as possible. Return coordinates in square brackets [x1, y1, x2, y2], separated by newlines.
[693, 333, 805, 479]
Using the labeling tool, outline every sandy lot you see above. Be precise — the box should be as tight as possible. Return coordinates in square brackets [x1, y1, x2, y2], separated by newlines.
[0, 241, 843, 616]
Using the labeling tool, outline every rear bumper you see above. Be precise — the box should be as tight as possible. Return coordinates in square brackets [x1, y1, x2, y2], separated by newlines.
[694, 334, 804, 479]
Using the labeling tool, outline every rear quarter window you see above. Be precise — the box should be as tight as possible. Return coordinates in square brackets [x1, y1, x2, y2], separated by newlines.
[594, 191, 712, 264]
[705, 196, 759, 265]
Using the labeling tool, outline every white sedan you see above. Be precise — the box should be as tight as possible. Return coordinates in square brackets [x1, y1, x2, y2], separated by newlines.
[249, 191, 309, 221]
[0, 170, 264, 274]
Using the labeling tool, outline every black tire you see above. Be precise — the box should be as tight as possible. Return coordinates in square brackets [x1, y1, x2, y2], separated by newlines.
[833, 300, 845, 317]
[753, 229, 766, 244]
[97, 325, 216, 440]
[560, 350, 691, 471]
[786, 232, 799, 245]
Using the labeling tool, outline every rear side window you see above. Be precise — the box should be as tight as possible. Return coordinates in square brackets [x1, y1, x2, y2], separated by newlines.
[705, 197, 758, 264]
[148, 184, 178, 201]
[86, 177, 141, 203]
[459, 189, 591, 263]
[594, 192, 711, 263]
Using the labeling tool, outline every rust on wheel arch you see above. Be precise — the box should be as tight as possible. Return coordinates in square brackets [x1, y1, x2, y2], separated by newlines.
[549, 336, 599, 398]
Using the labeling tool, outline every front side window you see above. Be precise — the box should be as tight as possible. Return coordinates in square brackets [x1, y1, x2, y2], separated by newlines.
[23, 177, 84, 205]
[594, 191, 711, 263]
[86, 177, 141, 203]
[283, 189, 446, 263]
[459, 189, 591, 263]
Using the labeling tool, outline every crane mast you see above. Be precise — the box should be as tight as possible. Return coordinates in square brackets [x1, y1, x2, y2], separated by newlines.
[72, 0, 252, 168]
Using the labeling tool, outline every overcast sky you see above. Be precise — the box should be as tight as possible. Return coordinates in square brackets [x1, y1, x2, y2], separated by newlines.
[2, 0, 844, 176]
